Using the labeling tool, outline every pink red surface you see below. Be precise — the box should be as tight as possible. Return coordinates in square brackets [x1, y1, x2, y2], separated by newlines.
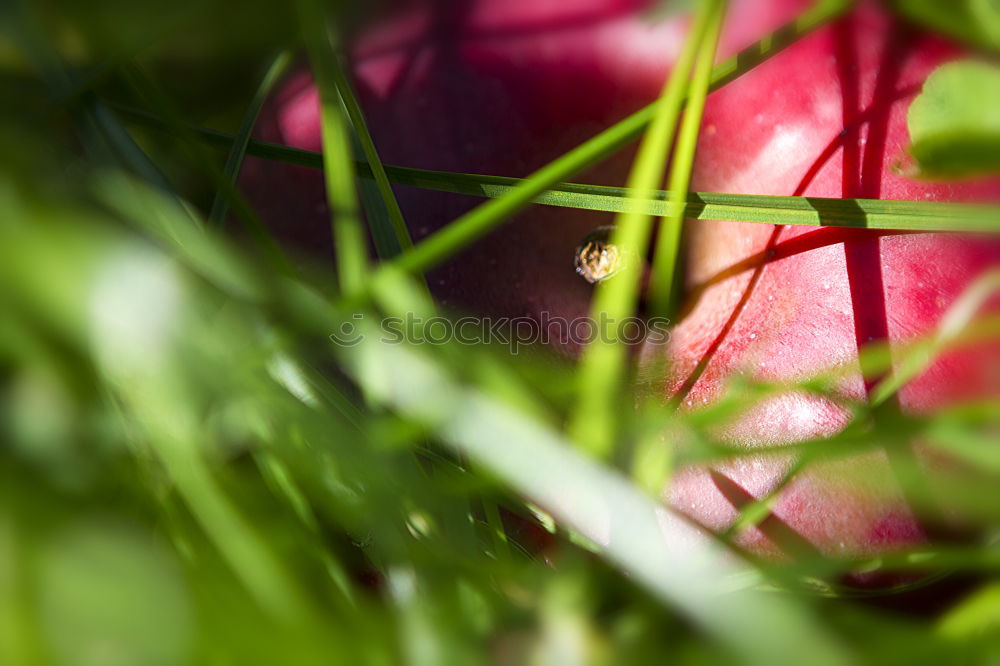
[240, 0, 1000, 565]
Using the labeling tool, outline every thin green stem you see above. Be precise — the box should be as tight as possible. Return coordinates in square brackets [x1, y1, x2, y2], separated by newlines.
[113, 104, 1000, 234]
[299, 0, 369, 297]
[648, 0, 728, 317]
[330, 52, 414, 256]
[209, 51, 293, 227]
[567, 0, 718, 457]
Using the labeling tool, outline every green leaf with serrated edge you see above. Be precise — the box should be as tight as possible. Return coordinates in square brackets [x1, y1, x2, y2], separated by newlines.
[907, 60, 1000, 179]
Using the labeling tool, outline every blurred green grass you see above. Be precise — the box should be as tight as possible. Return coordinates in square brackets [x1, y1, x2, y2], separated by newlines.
[2, 0, 1000, 664]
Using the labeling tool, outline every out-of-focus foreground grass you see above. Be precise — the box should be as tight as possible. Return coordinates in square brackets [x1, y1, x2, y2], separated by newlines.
[2, 1, 1000, 664]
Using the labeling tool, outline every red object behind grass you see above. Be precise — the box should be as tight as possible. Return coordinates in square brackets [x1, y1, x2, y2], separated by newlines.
[240, 0, 1000, 575]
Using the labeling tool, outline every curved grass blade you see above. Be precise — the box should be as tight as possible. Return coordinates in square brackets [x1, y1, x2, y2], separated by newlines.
[208, 51, 293, 227]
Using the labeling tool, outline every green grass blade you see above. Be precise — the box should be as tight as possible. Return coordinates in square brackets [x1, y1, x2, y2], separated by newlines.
[378, 170, 1000, 233]
[329, 51, 414, 257]
[84, 98, 176, 193]
[299, 0, 368, 296]
[567, 0, 718, 458]
[648, 0, 728, 317]
[353, 131, 403, 258]
[109, 106, 1000, 233]
[208, 51, 293, 228]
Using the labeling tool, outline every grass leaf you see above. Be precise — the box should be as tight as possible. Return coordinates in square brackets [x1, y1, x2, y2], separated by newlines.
[567, 0, 721, 458]
[329, 49, 414, 258]
[647, 0, 727, 316]
[208, 51, 293, 227]
[111, 104, 1000, 233]
[298, 0, 369, 296]
[389, 0, 853, 277]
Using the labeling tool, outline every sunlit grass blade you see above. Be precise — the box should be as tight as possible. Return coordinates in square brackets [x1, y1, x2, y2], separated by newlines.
[208, 51, 293, 227]
[298, 0, 368, 296]
[384, 171, 1000, 233]
[648, 0, 727, 317]
[938, 582, 1000, 639]
[567, 0, 719, 457]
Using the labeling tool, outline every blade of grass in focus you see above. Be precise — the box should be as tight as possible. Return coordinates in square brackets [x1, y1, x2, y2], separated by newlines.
[647, 0, 728, 317]
[208, 51, 293, 227]
[299, 0, 368, 296]
[568, 0, 721, 458]
[106, 104, 1000, 233]
[331, 50, 434, 301]
[328, 49, 414, 257]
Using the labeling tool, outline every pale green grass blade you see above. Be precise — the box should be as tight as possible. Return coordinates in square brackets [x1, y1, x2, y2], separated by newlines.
[338, 325, 850, 666]
[938, 582, 1000, 639]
